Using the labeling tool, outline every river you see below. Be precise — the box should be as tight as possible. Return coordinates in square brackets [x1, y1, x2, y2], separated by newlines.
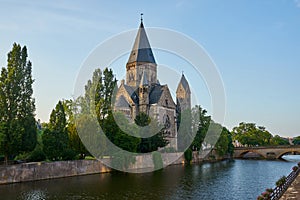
[1, 156, 299, 200]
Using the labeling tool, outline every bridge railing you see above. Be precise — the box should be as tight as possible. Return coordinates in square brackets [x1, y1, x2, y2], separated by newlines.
[267, 167, 300, 200]
[235, 145, 300, 150]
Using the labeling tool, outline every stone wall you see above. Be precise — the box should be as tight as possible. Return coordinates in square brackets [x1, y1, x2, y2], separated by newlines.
[0, 151, 223, 185]
[0, 160, 111, 185]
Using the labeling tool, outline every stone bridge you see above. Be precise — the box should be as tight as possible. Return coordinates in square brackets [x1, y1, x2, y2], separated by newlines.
[233, 145, 300, 159]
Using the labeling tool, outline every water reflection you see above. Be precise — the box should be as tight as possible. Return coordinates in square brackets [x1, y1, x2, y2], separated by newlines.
[21, 189, 47, 200]
[0, 158, 299, 200]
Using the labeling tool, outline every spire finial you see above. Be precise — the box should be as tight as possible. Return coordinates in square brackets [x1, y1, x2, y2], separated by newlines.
[182, 70, 184, 75]
[140, 13, 143, 23]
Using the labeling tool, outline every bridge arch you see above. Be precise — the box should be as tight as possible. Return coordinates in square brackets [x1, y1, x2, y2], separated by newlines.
[234, 146, 300, 159]
[239, 150, 266, 159]
[276, 151, 300, 159]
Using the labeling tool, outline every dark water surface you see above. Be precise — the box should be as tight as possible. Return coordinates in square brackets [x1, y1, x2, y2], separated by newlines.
[0, 158, 298, 200]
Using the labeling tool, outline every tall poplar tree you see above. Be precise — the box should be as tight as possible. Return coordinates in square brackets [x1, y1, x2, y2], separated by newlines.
[0, 43, 37, 163]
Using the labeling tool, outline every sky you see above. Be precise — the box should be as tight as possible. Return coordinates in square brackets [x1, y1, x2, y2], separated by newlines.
[0, 0, 300, 137]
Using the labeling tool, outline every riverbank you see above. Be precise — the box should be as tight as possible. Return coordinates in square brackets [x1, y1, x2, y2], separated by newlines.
[0, 151, 229, 185]
[0, 152, 183, 184]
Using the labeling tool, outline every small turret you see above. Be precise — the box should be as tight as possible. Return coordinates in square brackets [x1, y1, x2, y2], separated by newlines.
[176, 73, 191, 113]
[140, 70, 149, 87]
[139, 70, 149, 114]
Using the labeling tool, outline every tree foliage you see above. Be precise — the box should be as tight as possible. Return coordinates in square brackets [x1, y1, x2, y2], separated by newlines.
[232, 122, 273, 146]
[103, 112, 140, 153]
[191, 106, 211, 151]
[135, 112, 168, 153]
[215, 127, 233, 156]
[293, 136, 300, 145]
[63, 99, 88, 158]
[178, 105, 233, 157]
[0, 43, 37, 163]
[270, 135, 289, 145]
[42, 101, 76, 160]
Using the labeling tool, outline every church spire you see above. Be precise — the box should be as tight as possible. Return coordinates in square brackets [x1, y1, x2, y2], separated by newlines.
[127, 16, 156, 64]
[126, 15, 157, 88]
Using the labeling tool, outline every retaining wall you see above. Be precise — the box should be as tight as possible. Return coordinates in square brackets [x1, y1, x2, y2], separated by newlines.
[0, 151, 218, 184]
[0, 160, 111, 184]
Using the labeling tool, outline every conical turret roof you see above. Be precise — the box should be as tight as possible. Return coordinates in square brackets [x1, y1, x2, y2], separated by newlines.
[127, 21, 156, 64]
[177, 74, 190, 93]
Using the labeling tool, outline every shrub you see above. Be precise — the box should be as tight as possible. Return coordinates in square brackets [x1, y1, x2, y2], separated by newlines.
[62, 149, 77, 161]
[28, 147, 46, 162]
[184, 148, 193, 164]
[14, 152, 31, 161]
[261, 191, 270, 198]
[257, 195, 264, 200]
[266, 188, 273, 193]
[293, 166, 298, 172]
[276, 175, 286, 187]
[298, 162, 300, 167]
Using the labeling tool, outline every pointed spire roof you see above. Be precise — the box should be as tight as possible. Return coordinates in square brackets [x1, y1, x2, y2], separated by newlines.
[127, 21, 156, 64]
[140, 70, 149, 86]
[177, 74, 190, 93]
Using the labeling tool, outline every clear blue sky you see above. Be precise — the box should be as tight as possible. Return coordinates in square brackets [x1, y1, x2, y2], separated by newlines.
[0, 0, 300, 137]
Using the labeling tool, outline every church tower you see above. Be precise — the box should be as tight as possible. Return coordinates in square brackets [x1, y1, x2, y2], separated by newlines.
[126, 17, 157, 88]
[176, 74, 191, 113]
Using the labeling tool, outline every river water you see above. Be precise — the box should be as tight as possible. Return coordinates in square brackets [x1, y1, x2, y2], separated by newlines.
[1, 156, 299, 200]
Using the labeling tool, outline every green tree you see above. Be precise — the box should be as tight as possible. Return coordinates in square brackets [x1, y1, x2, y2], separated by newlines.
[81, 68, 116, 120]
[98, 68, 117, 121]
[63, 99, 88, 159]
[227, 130, 234, 156]
[215, 126, 231, 156]
[103, 112, 140, 153]
[189, 105, 211, 151]
[293, 136, 300, 145]
[0, 43, 37, 163]
[135, 113, 168, 153]
[232, 122, 273, 146]
[42, 101, 75, 160]
[73, 68, 117, 158]
[270, 135, 289, 145]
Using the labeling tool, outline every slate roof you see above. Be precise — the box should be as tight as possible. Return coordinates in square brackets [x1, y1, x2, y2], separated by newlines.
[178, 74, 190, 93]
[115, 95, 130, 108]
[149, 85, 164, 104]
[127, 22, 156, 64]
[116, 83, 175, 109]
[123, 84, 139, 104]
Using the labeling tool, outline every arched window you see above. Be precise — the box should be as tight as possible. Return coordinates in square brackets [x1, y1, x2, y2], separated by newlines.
[163, 114, 170, 129]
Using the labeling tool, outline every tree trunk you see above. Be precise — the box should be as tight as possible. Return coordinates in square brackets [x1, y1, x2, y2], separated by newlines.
[4, 154, 8, 165]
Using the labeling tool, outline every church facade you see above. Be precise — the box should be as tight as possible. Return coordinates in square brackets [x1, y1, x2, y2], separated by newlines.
[114, 19, 191, 149]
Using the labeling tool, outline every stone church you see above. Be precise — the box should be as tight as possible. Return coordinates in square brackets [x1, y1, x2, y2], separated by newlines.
[114, 19, 191, 149]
